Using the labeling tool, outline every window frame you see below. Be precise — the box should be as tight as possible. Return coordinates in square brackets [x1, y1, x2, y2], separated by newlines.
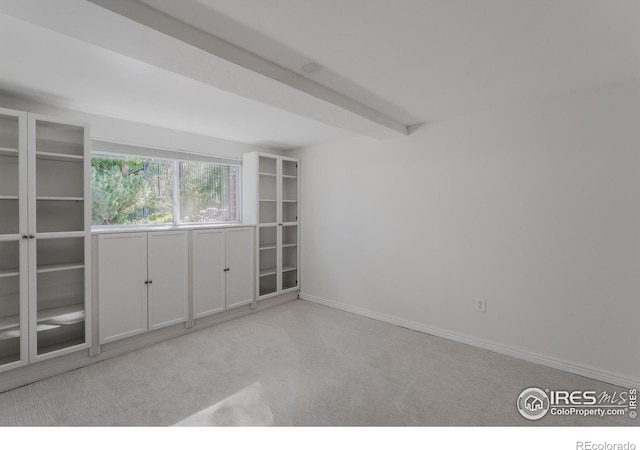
[90, 150, 242, 230]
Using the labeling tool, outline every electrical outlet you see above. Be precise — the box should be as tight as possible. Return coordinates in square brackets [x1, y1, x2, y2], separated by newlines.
[475, 298, 486, 313]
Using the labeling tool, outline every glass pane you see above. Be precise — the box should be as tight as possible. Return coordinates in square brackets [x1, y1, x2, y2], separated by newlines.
[36, 237, 84, 268]
[36, 268, 85, 356]
[258, 156, 276, 175]
[282, 270, 298, 290]
[91, 154, 174, 225]
[178, 161, 239, 223]
[37, 199, 84, 233]
[36, 238, 85, 356]
[258, 225, 277, 297]
[35, 121, 83, 157]
[282, 246, 297, 274]
[0, 199, 19, 235]
[0, 145, 19, 236]
[36, 157, 84, 198]
[282, 201, 297, 223]
[0, 114, 19, 150]
[0, 153, 19, 196]
[0, 241, 21, 366]
[259, 274, 277, 297]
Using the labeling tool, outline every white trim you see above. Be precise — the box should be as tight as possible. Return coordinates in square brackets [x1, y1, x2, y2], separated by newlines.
[91, 139, 242, 165]
[299, 293, 640, 390]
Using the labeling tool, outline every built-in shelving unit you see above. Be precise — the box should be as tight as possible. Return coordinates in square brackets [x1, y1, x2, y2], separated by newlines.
[0, 107, 91, 374]
[243, 152, 300, 299]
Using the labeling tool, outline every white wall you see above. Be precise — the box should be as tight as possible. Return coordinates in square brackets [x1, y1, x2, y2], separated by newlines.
[294, 80, 640, 387]
[0, 93, 283, 159]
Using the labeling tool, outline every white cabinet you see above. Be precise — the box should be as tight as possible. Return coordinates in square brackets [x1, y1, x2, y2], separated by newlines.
[97, 233, 148, 344]
[98, 230, 188, 344]
[0, 107, 91, 373]
[148, 231, 189, 330]
[192, 227, 254, 319]
[242, 153, 299, 300]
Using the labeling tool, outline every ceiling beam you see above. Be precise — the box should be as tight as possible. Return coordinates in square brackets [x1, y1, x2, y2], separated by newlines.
[0, 0, 408, 139]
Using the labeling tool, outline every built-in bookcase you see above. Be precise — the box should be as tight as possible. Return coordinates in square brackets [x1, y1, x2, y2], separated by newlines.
[0, 107, 90, 373]
[243, 152, 299, 300]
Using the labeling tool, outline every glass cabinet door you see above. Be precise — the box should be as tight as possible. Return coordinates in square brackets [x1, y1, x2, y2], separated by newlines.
[279, 159, 298, 292]
[0, 240, 23, 368]
[34, 238, 86, 357]
[31, 118, 88, 360]
[0, 110, 26, 370]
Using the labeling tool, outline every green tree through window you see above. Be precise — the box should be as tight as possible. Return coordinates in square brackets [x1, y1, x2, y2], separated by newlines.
[91, 153, 239, 226]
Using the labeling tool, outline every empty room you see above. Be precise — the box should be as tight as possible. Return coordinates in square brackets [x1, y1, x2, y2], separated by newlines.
[0, 0, 638, 443]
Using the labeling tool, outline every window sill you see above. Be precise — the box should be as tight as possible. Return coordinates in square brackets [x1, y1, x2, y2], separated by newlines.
[91, 223, 255, 235]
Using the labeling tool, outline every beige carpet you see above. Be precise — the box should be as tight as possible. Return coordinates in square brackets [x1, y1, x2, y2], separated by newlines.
[0, 300, 634, 426]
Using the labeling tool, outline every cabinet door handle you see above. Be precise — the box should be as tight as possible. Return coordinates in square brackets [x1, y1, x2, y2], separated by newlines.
[148, 280, 153, 284]
[224, 268, 230, 272]
[21, 235, 28, 239]
[28, 235, 35, 239]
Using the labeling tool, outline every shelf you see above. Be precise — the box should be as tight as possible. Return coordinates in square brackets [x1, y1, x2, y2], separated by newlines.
[259, 288, 277, 297]
[282, 243, 297, 248]
[0, 268, 19, 278]
[259, 172, 276, 177]
[36, 152, 83, 162]
[282, 174, 297, 179]
[37, 338, 85, 356]
[0, 195, 18, 200]
[0, 147, 18, 157]
[259, 199, 276, 202]
[37, 196, 84, 201]
[36, 262, 84, 274]
[36, 231, 86, 240]
[0, 303, 85, 335]
[0, 315, 19, 332]
[259, 244, 277, 251]
[282, 265, 297, 273]
[259, 267, 277, 277]
[282, 199, 297, 203]
[38, 304, 85, 326]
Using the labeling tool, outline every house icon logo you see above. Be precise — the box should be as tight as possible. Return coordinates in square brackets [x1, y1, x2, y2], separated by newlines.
[525, 395, 543, 411]
[517, 388, 550, 420]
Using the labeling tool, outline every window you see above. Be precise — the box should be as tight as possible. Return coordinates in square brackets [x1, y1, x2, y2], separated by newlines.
[91, 153, 240, 226]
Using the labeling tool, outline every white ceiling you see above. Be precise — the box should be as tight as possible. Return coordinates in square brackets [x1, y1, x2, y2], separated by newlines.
[0, 0, 639, 149]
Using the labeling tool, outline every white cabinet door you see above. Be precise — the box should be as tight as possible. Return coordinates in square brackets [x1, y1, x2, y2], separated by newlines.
[98, 233, 147, 344]
[148, 231, 188, 330]
[192, 229, 225, 319]
[225, 227, 254, 309]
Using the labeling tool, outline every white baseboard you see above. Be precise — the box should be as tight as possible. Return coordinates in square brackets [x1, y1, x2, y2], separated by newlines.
[300, 293, 640, 390]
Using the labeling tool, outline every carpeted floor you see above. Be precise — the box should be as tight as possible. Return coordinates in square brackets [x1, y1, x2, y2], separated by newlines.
[0, 300, 634, 426]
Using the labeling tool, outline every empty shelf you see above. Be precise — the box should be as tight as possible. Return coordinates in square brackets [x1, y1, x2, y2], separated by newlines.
[259, 267, 277, 277]
[38, 304, 85, 325]
[282, 265, 297, 273]
[0, 268, 19, 278]
[37, 262, 84, 274]
[0, 147, 18, 157]
[37, 196, 84, 201]
[36, 152, 83, 162]
[259, 244, 277, 251]
[0, 314, 19, 332]
[0, 304, 85, 334]
[259, 289, 277, 297]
